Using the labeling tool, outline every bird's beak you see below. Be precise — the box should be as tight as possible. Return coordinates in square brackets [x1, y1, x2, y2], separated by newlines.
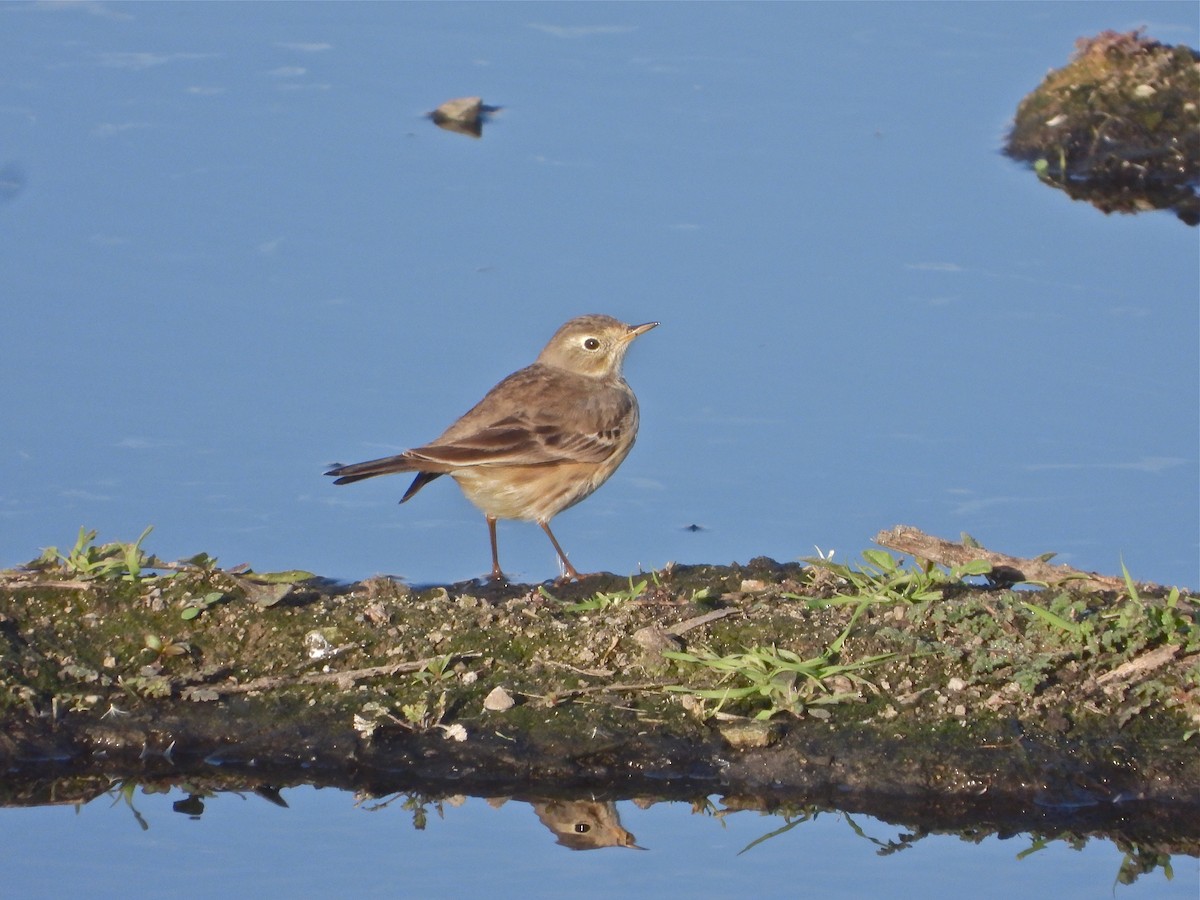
[624, 321, 659, 342]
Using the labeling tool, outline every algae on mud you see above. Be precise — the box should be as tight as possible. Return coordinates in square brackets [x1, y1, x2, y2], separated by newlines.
[0, 532, 1197, 860]
[1004, 29, 1200, 225]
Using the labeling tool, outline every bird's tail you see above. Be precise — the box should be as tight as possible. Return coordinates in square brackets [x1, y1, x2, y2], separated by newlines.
[324, 453, 418, 485]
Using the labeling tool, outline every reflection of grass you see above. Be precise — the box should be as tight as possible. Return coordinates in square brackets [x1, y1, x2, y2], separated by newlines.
[736, 810, 813, 854]
[1018, 832, 1177, 885]
[734, 805, 1176, 886]
[735, 807, 918, 857]
[109, 779, 151, 831]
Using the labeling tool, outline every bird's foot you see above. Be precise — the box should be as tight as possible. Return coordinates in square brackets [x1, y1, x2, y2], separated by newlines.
[553, 569, 593, 585]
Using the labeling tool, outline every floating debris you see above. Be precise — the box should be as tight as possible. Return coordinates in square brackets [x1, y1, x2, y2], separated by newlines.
[1004, 30, 1200, 225]
[428, 96, 501, 138]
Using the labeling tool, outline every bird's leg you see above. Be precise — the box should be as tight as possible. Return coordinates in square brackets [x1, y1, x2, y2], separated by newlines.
[539, 521, 583, 582]
[486, 515, 506, 582]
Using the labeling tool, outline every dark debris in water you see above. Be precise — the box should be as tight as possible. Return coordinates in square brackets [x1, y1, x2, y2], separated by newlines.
[427, 96, 502, 139]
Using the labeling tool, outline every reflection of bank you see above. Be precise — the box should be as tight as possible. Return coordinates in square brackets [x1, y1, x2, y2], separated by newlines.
[428, 96, 502, 139]
[1004, 30, 1200, 226]
[530, 798, 643, 850]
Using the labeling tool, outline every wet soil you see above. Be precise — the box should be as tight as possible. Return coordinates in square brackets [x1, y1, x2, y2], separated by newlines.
[1004, 30, 1200, 225]
[1, 554, 1197, 856]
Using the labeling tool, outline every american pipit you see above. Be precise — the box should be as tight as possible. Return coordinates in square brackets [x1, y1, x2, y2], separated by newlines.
[326, 314, 657, 582]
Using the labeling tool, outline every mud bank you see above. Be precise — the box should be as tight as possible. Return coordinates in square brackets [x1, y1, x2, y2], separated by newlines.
[2, 538, 1196, 853]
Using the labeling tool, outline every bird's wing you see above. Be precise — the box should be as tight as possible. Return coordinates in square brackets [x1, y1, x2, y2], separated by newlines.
[410, 411, 630, 468]
[332, 365, 637, 475]
[412, 365, 636, 469]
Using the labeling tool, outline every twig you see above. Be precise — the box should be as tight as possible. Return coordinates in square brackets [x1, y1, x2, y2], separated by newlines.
[0, 573, 95, 590]
[668, 607, 739, 636]
[543, 659, 614, 678]
[521, 681, 670, 704]
[873, 525, 1142, 593]
[1094, 644, 1184, 691]
[196, 651, 482, 697]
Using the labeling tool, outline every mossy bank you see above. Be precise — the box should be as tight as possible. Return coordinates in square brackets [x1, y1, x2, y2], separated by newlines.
[1, 530, 1197, 857]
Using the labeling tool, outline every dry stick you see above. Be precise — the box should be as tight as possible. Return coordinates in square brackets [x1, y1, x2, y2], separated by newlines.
[0, 574, 95, 590]
[1094, 644, 1185, 691]
[535, 681, 671, 704]
[543, 659, 615, 677]
[667, 607, 739, 635]
[192, 651, 483, 697]
[541, 610, 738, 680]
[873, 525, 1140, 593]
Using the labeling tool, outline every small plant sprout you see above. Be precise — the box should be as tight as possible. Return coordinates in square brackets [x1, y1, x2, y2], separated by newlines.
[559, 577, 649, 613]
[143, 633, 190, 666]
[36, 526, 157, 581]
[412, 654, 457, 685]
[801, 549, 992, 605]
[180, 592, 225, 621]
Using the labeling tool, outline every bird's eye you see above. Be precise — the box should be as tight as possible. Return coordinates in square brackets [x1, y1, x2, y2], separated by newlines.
[583, 337, 601, 351]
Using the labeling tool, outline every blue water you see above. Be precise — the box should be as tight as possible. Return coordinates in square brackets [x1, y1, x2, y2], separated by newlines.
[2, 786, 1195, 900]
[1, 2, 1197, 896]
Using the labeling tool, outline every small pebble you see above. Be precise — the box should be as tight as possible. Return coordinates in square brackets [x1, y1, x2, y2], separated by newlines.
[632, 626, 683, 653]
[716, 718, 783, 749]
[483, 686, 515, 712]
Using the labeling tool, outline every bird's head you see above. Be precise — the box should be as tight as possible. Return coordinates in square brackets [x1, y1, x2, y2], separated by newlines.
[536, 314, 658, 378]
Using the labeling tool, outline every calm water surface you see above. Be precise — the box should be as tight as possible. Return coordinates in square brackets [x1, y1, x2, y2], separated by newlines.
[2, 786, 1196, 899]
[1, 2, 1197, 897]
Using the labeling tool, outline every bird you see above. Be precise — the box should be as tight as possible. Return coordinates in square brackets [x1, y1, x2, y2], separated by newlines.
[325, 314, 658, 582]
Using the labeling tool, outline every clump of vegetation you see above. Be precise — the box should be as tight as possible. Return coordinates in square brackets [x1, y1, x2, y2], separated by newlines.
[665, 603, 895, 720]
[797, 548, 992, 604]
[542, 576, 651, 613]
[1004, 29, 1200, 224]
[23, 526, 315, 614]
[32, 526, 156, 582]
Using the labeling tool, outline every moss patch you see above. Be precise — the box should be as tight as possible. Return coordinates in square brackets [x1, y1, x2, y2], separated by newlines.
[1005, 30, 1200, 224]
